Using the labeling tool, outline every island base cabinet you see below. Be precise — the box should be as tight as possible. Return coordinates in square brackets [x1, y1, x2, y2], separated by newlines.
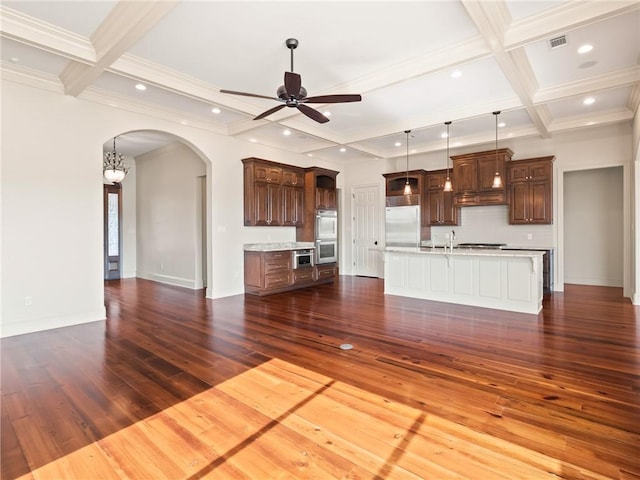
[384, 251, 543, 314]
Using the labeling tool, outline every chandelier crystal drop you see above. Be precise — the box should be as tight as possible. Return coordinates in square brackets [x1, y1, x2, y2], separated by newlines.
[103, 136, 128, 184]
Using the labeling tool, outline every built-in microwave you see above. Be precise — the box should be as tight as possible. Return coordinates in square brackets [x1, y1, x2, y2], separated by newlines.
[316, 210, 338, 240]
[316, 239, 338, 264]
[292, 249, 315, 269]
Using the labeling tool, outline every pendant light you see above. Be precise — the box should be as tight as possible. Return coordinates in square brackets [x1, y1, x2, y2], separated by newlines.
[492, 111, 502, 189]
[403, 130, 412, 195]
[103, 136, 129, 184]
[443, 121, 453, 192]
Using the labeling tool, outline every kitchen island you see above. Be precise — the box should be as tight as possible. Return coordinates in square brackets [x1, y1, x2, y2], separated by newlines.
[384, 247, 544, 314]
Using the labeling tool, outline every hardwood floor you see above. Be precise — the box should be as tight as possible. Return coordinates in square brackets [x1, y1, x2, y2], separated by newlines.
[2, 277, 639, 479]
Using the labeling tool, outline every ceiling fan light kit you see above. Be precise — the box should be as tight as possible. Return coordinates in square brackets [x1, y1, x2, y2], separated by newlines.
[220, 38, 362, 124]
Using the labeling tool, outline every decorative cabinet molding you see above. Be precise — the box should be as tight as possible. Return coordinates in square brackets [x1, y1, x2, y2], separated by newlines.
[242, 157, 305, 227]
[451, 148, 513, 206]
[507, 156, 554, 224]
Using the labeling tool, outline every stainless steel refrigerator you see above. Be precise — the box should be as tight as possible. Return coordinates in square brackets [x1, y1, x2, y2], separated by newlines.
[385, 205, 420, 247]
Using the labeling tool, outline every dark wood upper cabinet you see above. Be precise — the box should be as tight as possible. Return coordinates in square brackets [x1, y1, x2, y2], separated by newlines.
[451, 148, 513, 206]
[508, 156, 554, 224]
[383, 170, 425, 197]
[425, 169, 459, 226]
[242, 157, 305, 227]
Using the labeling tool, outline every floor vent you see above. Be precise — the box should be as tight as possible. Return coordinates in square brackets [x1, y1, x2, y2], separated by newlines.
[549, 35, 567, 49]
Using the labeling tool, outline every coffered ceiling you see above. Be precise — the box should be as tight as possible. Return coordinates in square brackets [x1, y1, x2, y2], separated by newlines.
[1, 1, 638, 162]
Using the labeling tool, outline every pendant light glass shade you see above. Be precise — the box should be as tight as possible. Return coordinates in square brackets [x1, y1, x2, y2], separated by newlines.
[403, 130, 412, 195]
[443, 121, 452, 192]
[103, 136, 129, 184]
[492, 111, 502, 189]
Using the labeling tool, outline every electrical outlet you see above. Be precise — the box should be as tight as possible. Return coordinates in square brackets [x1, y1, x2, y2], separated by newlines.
[527, 233, 533, 240]
[160, 263, 164, 270]
[24, 296, 32, 306]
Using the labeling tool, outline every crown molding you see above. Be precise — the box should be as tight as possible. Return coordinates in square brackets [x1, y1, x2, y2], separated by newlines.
[0, 5, 94, 62]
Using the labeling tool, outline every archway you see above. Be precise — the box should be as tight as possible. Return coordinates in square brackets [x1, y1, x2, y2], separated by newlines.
[102, 130, 210, 293]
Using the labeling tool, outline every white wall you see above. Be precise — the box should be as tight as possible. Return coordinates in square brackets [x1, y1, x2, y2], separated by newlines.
[564, 167, 624, 287]
[120, 158, 137, 278]
[136, 143, 206, 289]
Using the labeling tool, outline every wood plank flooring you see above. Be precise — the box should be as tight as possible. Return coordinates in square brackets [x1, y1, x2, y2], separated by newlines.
[1, 277, 639, 479]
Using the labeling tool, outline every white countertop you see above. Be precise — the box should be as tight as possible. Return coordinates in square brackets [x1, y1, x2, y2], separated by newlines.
[244, 242, 315, 252]
[385, 246, 544, 258]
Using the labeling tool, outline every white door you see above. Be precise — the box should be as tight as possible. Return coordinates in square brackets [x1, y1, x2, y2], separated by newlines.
[352, 184, 381, 277]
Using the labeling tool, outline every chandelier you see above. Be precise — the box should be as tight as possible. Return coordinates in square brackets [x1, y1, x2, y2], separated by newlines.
[103, 136, 128, 184]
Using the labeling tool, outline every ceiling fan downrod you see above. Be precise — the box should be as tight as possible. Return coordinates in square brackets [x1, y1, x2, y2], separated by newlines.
[286, 38, 298, 72]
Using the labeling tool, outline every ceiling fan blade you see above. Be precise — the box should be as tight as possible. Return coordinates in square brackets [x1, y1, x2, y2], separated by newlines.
[303, 94, 362, 104]
[297, 104, 329, 124]
[284, 71, 302, 98]
[220, 89, 280, 101]
[254, 104, 286, 120]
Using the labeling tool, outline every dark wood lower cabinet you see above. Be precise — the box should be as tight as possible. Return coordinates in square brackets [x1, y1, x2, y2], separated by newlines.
[245, 250, 336, 296]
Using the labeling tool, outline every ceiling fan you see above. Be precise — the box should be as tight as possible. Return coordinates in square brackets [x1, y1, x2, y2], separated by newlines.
[220, 38, 362, 124]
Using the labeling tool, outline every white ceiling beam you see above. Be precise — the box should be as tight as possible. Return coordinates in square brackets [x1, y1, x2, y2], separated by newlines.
[59, 1, 179, 97]
[461, 0, 551, 138]
[534, 66, 640, 104]
[505, 1, 640, 49]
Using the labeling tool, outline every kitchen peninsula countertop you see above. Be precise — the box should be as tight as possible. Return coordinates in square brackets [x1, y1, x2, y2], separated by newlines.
[386, 246, 544, 258]
[243, 242, 315, 252]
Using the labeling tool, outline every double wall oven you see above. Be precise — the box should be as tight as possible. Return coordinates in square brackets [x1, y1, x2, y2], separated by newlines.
[315, 210, 338, 264]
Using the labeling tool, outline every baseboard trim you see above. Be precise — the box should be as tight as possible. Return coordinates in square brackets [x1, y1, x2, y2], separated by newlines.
[0, 307, 106, 338]
[137, 271, 199, 289]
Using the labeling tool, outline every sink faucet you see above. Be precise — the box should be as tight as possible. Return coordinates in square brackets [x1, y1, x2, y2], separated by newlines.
[450, 230, 456, 250]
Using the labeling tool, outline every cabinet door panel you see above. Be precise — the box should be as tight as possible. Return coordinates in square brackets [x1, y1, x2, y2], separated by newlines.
[477, 156, 502, 192]
[453, 160, 476, 194]
[441, 191, 458, 225]
[530, 181, 551, 223]
[427, 190, 442, 225]
[509, 183, 529, 224]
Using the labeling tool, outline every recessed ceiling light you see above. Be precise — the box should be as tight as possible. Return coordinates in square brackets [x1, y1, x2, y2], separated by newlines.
[283, 129, 291, 136]
[578, 44, 593, 54]
[135, 83, 147, 91]
[440, 132, 448, 139]
[394, 141, 402, 147]
[10, 56, 19, 63]
[340, 147, 346, 152]
[211, 107, 221, 114]
[498, 122, 506, 128]
[582, 97, 596, 106]
[307, 153, 313, 157]
[180, 120, 188, 125]
[451, 70, 462, 79]
[410, 149, 417, 154]
[249, 138, 257, 143]
[323, 111, 331, 117]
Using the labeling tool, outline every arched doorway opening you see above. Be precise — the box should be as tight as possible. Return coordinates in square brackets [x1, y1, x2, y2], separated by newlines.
[102, 130, 210, 293]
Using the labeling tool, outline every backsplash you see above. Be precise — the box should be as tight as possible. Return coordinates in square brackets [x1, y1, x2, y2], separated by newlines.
[430, 205, 554, 247]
